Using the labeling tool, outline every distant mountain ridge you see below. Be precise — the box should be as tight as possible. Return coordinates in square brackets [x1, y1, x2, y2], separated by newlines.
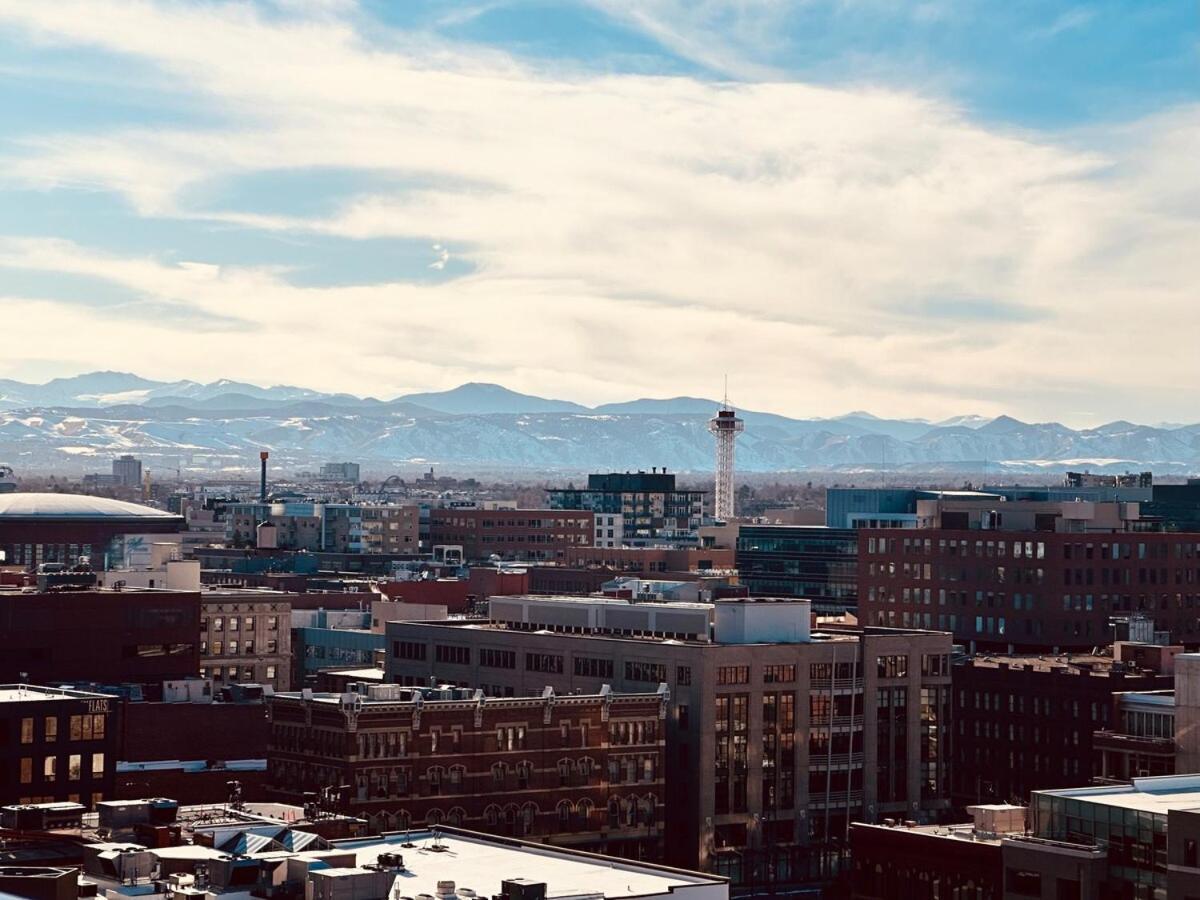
[0, 371, 1196, 475]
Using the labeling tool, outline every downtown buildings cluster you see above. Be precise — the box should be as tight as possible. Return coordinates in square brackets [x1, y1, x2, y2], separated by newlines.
[7, 410, 1200, 898]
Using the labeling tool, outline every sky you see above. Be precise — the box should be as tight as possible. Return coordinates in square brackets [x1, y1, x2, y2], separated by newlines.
[0, 0, 1196, 426]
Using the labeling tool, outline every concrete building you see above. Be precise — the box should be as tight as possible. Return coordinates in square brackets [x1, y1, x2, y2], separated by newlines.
[428, 508, 594, 563]
[0, 493, 183, 569]
[384, 596, 953, 887]
[199, 590, 292, 691]
[1094, 689, 1176, 783]
[0, 685, 119, 808]
[548, 472, 705, 546]
[267, 683, 668, 860]
[112, 455, 144, 489]
[319, 462, 361, 482]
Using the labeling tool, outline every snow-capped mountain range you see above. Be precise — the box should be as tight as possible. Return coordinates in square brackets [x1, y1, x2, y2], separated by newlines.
[1, 371, 1198, 475]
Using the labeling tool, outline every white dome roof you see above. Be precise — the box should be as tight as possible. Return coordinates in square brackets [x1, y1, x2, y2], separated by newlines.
[0, 492, 178, 519]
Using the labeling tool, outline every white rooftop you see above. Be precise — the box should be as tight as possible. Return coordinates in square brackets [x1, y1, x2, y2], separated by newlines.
[0, 684, 115, 703]
[1038, 774, 1200, 815]
[341, 830, 723, 899]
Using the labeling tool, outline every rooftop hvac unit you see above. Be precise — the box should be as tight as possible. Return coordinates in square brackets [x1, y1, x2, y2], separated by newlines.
[502, 881, 547, 900]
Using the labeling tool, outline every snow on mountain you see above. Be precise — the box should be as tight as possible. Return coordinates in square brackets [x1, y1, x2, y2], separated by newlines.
[1, 373, 1200, 473]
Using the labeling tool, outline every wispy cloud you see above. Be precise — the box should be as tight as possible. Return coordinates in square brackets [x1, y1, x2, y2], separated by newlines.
[0, 0, 1195, 423]
[1030, 6, 1096, 41]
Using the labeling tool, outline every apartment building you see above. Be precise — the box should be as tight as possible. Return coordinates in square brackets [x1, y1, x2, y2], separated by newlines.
[266, 683, 667, 860]
[383, 596, 953, 887]
[548, 471, 704, 546]
[858, 496, 1200, 650]
[227, 502, 419, 554]
[0, 685, 119, 808]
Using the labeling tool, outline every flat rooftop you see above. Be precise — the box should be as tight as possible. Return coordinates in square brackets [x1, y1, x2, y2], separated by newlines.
[337, 829, 723, 898]
[0, 684, 117, 703]
[1037, 774, 1200, 815]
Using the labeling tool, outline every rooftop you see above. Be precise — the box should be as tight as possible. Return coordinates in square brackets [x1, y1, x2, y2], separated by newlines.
[0, 684, 117, 703]
[0, 493, 179, 520]
[337, 829, 722, 899]
[1036, 774, 1200, 815]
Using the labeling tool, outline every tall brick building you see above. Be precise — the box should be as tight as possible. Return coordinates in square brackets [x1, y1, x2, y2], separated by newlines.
[266, 683, 667, 861]
[860, 529, 1200, 650]
[428, 508, 594, 562]
[951, 652, 1170, 807]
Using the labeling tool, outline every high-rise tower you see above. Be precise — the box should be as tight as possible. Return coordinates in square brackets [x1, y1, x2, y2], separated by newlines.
[708, 390, 744, 521]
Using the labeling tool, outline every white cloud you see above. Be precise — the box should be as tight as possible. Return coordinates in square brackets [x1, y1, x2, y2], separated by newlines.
[0, 0, 1195, 423]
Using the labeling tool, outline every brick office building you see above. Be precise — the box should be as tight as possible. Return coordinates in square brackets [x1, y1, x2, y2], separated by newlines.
[266, 683, 667, 861]
[198, 590, 292, 690]
[0, 589, 200, 689]
[859, 527, 1200, 651]
[1, 685, 119, 808]
[384, 596, 954, 887]
[951, 653, 1170, 807]
[428, 509, 594, 563]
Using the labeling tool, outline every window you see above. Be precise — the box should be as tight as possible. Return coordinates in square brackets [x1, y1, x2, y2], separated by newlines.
[435, 645, 471, 665]
[92, 753, 105, 776]
[717, 666, 750, 685]
[44, 756, 57, 782]
[228, 641, 239, 656]
[212, 617, 223, 632]
[212, 641, 223, 656]
[393, 641, 426, 661]
[526, 652, 564, 674]
[1007, 870, 1042, 897]
[92, 715, 105, 739]
[267, 616, 278, 630]
[625, 661, 667, 683]
[877, 655, 908, 678]
[266, 666, 277, 680]
[676, 666, 692, 686]
[44, 717, 58, 743]
[229, 616, 240, 631]
[266, 639, 277, 653]
[20, 758, 32, 784]
[20, 718, 33, 744]
[244, 640, 254, 654]
[68, 754, 82, 781]
[763, 665, 795, 683]
[480, 648, 516, 669]
[574, 656, 614, 678]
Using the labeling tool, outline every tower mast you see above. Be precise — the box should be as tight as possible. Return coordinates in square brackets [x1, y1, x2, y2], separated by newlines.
[708, 381, 744, 520]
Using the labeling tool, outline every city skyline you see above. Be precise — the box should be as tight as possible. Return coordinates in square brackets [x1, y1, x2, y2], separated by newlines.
[0, 1, 1196, 425]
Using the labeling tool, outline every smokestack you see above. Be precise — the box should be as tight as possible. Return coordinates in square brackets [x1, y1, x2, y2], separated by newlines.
[259, 451, 269, 502]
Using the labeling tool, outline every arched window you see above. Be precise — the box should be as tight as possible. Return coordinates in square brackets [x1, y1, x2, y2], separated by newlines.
[503, 804, 520, 836]
[577, 757, 594, 781]
[449, 765, 465, 789]
[395, 810, 412, 831]
[607, 797, 620, 829]
[624, 798, 636, 827]
[576, 798, 594, 831]
[427, 766, 444, 795]
[426, 809, 444, 827]
[520, 802, 538, 836]
[484, 805, 501, 827]
[447, 807, 466, 827]
[492, 762, 506, 787]
[516, 761, 532, 790]
[557, 758, 573, 786]
[641, 795, 657, 826]
[557, 800, 572, 829]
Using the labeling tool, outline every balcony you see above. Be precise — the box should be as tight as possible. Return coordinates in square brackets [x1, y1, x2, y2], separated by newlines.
[809, 752, 866, 770]
[1093, 730, 1175, 756]
[809, 790, 863, 810]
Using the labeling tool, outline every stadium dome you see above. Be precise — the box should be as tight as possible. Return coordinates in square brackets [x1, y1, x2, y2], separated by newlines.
[0, 492, 178, 520]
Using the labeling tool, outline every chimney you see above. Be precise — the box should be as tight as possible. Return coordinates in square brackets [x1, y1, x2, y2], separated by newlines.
[259, 451, 269, 502]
